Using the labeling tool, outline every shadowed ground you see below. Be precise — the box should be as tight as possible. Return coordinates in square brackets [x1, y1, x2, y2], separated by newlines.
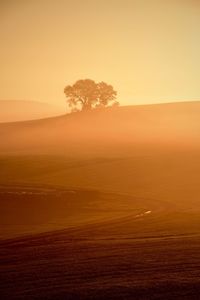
[0, 183, 200, 300]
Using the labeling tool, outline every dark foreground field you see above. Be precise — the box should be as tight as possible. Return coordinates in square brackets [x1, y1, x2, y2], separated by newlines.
[0, 183, 200, 300]
[1, 231, 200, 300]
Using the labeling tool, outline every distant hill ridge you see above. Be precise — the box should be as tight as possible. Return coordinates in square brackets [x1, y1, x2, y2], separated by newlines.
[0, 100, 64, 122]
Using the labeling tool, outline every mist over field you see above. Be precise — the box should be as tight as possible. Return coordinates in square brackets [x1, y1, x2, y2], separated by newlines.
[1, 101, 200, 156]
[1, 101, 200, 299]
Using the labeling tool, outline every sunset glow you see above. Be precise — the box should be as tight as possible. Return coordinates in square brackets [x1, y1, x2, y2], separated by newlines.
[1, 0, 200, 108]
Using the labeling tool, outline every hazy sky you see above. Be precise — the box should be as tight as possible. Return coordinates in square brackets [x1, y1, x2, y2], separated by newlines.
[1, 0, 200, 107]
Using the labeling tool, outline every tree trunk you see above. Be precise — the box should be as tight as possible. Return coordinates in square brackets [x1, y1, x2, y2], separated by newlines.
[82, 103, 92, 111]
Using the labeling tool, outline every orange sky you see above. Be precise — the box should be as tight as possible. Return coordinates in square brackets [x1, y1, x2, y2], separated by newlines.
[0, 0, 200, 108]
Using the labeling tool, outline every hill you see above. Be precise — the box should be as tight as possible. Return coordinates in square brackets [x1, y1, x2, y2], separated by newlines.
[1, 101, 200, 300]
[0, 101, 200, 155]
[0, 100, 64, 123]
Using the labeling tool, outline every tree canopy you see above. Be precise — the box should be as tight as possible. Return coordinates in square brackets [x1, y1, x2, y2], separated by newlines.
[64, 79, 118, 112]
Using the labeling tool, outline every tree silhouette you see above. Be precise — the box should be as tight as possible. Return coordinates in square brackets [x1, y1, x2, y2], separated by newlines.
[64, 79, 118, 112]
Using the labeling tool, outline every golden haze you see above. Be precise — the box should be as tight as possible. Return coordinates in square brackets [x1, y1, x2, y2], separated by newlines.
[0, 0, 200, 107]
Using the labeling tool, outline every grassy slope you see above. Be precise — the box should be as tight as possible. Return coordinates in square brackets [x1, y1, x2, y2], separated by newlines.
[1, 101, 200, 236]
[0, 151, 200, 207]
[0, 101, 200, 155]
[1, 102, 200, 299]
[1, 102, 200, 227]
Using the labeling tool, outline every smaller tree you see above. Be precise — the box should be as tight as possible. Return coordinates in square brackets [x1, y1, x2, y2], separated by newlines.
[64, 79, 118, 112]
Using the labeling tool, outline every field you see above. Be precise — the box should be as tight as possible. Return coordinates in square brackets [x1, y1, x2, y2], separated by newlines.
[1, 103, 200, 299]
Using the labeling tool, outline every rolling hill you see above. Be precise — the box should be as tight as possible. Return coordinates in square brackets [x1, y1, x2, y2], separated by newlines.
[0, 101, 200, 155]
[1, 101, 200, 211]
[1, 101, 200, 299]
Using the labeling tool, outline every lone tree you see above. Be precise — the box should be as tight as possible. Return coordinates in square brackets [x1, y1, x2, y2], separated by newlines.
[64, 79, 118, 112]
